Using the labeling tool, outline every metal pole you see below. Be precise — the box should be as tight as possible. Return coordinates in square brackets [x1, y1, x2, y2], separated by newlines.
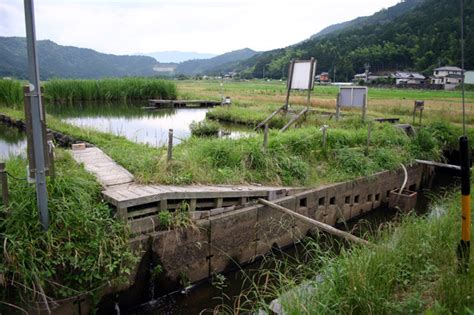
[460, 0, 466, 136]
[24, 0, 49, 230]
[457, 0, 470, 272]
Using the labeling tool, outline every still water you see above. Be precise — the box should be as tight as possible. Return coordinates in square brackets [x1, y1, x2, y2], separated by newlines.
[0, 124, 27, 161]
[47, 102, 251, 147]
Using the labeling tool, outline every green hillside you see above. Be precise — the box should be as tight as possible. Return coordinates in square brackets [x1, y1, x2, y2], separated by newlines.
[176, 48, 258, 75]
[237, 0, 473, 80]
[0, 37, 160, 79]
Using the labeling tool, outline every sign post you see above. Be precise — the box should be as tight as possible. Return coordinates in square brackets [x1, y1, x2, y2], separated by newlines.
[285, 58, 317, 111]
[336, 86, 368, 121]
[24, 0, 49, 230]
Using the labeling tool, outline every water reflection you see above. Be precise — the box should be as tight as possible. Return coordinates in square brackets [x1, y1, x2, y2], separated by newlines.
[0, 124, 27, 161]
[47, 102, 254, 147]
[47, 102, 208, 146]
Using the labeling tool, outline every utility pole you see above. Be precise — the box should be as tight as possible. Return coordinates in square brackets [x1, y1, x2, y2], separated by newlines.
[24, 0, 49, 230]
[457, 0, 470, 272]
[364, 63, 370, 84]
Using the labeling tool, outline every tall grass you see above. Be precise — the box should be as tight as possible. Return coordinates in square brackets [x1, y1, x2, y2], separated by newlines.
[238, 189, 473, 314]
[0, 79, 23, 107]
[0, 151, 136, 309]
[45, 78, 177, 102]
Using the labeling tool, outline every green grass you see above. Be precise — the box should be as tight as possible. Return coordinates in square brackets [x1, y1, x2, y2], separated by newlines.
[239, 188, 474, 314]
[0, 151, 136, 309]
[0, 105, 457, 187]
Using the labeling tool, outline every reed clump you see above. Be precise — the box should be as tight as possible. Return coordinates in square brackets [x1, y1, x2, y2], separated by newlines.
[44, 77, 177, 102]
[0, 79, 23, 107]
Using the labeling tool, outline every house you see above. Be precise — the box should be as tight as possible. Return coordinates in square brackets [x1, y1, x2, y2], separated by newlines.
[317, 72, 330, 83]
[431, 66, 463, 90]
[464, 71, 474, 85]
[391, 71, 426, 85]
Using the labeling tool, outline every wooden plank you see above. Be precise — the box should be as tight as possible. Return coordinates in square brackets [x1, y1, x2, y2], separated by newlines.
[280, 108, 309, 132]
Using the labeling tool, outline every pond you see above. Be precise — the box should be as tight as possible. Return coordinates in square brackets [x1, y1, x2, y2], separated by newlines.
[47, 102, 253, 147]
[0, 124, 27, 161]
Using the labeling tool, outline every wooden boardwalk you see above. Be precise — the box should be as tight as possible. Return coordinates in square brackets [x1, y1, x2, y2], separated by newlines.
[71, 146, 289, 223]
[71, 147, 134, 187]
[148, 99, 221, 108]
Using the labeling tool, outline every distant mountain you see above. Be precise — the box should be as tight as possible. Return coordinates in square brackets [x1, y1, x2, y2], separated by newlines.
[136, 51, 218, 63]
[176, 48, 259, 75]
[233, 0, 473, 80]
[0, 37, 161, 79]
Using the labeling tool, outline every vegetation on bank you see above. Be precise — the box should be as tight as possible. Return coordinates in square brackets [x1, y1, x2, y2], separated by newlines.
[0, 78, 177, 104]
[1, 104, 465, 187]
[0, 151, 136, 311]
[190, 119, 220, 137]
[238, 187, 473, 314]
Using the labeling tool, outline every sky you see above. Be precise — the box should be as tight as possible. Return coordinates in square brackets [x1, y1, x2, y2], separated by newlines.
[0, 0, 401, 55]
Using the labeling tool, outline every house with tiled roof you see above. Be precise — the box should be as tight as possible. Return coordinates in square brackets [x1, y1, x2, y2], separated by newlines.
[431, 66, 463, 90]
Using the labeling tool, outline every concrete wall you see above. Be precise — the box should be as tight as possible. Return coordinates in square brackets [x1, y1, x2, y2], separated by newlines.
[141, 164, 424, 287]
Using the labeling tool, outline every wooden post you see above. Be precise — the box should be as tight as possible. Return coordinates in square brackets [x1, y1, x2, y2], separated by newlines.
[258, 199, 373, 246]
[46, 133, 55, 179]
[0, 163, 9, 207]
[335, 93, 341, 121]
[362, 93, 367, 121]
[412, 104, 417, 125]
[306, 57, 315, 107]
[284, 60, 295, 111]
[366, 122, 372, 154]
[263, 123, 269, 151]
[321, 125, 328, 148]
[167, 129, 173, 162]
[419, 108, 423, 125]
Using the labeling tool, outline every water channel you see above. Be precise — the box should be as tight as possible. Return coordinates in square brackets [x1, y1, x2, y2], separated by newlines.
[46, 102, 253, 147]
[105, 169, 460, 315]
[0, 123, 27, 161]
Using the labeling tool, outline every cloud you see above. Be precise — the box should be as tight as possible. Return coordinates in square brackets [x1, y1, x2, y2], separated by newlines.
[0, 0, 401, 55]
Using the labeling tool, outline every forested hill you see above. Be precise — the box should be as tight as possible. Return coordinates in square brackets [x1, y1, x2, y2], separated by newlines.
[176, 48, 258, 75]
[0, 37, 160, 79]
[311, 0, 425, 39]
[237, 0, 473, 81]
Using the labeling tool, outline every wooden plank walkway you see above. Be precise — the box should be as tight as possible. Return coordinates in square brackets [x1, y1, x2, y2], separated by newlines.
[71, 147, 134, 187]
[148, 99, 221, 108]
[71, 146, 289, 222]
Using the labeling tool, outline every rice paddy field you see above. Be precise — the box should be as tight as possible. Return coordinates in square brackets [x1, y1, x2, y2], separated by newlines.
[177, 79, 474, 126]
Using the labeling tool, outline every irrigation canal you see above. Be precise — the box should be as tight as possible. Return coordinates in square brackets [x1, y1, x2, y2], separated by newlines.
[101, 168, 460, 314]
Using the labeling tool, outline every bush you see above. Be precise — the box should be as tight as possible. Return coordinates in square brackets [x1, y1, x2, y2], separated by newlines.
[190, 120, 220, 137]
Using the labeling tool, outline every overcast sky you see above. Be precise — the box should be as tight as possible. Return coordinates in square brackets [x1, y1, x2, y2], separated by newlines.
[1, 0, 401, 55]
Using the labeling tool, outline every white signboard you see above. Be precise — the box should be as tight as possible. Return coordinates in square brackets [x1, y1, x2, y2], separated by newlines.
[339, 87, 367, 108]
[290, 60, 317, 90]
